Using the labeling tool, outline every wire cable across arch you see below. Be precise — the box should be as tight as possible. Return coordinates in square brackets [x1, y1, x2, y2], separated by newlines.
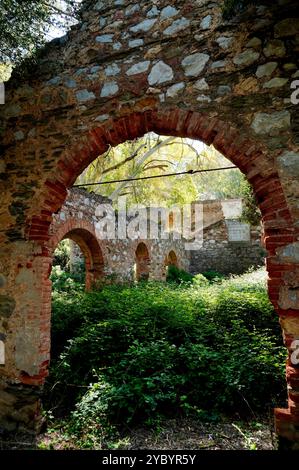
[73, 166, 237, 188]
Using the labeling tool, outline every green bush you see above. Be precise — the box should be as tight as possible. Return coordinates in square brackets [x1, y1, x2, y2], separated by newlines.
[166, 265, 194, 284]
[192, 273, 209, 287]
[201, 270, 225, 282]
[50, 265, 85, 292]
[47, 269, 286, 439]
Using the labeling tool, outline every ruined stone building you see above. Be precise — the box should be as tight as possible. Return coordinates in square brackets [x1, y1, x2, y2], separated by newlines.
[190, 198, 265, 275]
[52, 189, 265, 285]
[49, 187, 190, 287]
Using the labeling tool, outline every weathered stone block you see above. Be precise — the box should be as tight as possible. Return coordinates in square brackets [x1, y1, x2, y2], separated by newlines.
[274, 18, 299, 38]
[263, 78, 288, 88]
[233, 49, 260, 66]
[76, 89, 96, 102]
[126, 61, 150, 76]
[264, 40, 286, 57]
[100, 82, 119, 98]
[181, 53, 209, 76]
[256, 62, 278, 78]
[277, 152, 299, 178]
[163, 18, 190, 36]
[148, 61, 173, 85]
[130, 19, 157, 33]
[251, 111, 290, 135]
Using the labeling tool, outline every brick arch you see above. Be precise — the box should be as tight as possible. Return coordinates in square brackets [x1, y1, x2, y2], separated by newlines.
[24, 108, 298, 442]
[27, 108, 294, 306]
[28, 109, 292, 239]
[2, 106, 299, 444]
[48, 218, 104, 290]
[135, 241, 150, 282]
[163, 249, 179, 280]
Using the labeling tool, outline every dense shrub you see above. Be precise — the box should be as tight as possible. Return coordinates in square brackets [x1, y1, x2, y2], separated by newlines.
[47, 269, 286, 439]
[166, 265, 194, 283]
[51, 265, 85, 292]
[201, 270, 225, 282]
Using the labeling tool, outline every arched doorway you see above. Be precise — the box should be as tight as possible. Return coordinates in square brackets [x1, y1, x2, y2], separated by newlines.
[52, 238, 86, 285]
[167, 250, 178, 268]
[49, 220, 104, 291]
[164, 249, 179, 279]
[1, 109, 296, 443]
[134, 242, 150, 282]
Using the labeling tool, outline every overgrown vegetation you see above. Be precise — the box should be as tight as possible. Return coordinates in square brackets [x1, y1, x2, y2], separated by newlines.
[45, 268, 286, 448]
[201, 270, 226, 283]
[166, 264, 195, 284]
[51, 239, 85, 288]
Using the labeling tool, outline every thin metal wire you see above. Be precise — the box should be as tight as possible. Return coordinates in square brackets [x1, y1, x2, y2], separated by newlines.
[73, 166, 237, 187]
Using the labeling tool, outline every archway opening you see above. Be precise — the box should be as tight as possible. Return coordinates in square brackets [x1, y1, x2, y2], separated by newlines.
[134, 242, 150, 282]
[164, 250, 179, 280]
[22, 110, 294, 448]
[51, 238, 86, 290]
[44, 129, 283, 428]
[167, 250, 178, 268]
[41, 127, 284, 448]
[50, 227, 104, 291]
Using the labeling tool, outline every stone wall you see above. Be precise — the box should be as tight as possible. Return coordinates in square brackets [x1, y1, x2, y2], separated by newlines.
[190, 199, 265, 275]
[190, 221, 265, 275]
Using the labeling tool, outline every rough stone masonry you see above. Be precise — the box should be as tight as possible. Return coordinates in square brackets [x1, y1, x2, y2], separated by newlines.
[189, 198, 265, 275]
[0, 0, 299, 448]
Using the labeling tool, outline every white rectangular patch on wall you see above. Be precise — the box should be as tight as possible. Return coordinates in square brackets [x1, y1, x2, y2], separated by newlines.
[221, 199, 243, 219]
[226, 220, 251, 242]
[0, 340, 5, 365]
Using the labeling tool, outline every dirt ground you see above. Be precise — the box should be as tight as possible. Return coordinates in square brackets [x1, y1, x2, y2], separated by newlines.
[0, 416, 276, 450]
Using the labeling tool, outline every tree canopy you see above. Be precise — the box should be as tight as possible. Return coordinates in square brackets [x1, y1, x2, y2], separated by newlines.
[76, 134, 261, 224]
[0, 0, 80, 67]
